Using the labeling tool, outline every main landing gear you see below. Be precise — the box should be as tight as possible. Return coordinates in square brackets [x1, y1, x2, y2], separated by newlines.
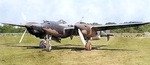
[39, 34, 92, 51]
[39, 39, 92, 51]
[39, 34, 52, 52]
[85, 38, 92, 51]
[78, 29, 92, 51]
[85, 41, 92, 51]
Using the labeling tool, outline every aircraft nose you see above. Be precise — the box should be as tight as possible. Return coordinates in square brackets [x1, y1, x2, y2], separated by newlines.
[30, 24, 44, 33]
[41, 23, 48, 28]
[42, 22, 52, 29]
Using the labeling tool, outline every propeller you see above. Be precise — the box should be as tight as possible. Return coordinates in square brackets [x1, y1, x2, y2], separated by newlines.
[78, 29, 86, 45]
[19, 12, 27, 43]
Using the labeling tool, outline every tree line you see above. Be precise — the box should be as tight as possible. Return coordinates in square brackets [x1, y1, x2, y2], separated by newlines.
[0, 25, 25, 33]
[111, 24, 150, 33]
[88, 21, 150, 33]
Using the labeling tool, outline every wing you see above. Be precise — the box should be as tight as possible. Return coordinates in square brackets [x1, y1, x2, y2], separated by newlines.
[92, 22, 150, 31]
[1, 23, 25, 27]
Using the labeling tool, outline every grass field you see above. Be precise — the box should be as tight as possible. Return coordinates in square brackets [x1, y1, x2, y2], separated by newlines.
[1, 34, 150, 65]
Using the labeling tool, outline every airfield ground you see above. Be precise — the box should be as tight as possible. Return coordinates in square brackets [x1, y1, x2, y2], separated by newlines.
[0, 34, 150, 65]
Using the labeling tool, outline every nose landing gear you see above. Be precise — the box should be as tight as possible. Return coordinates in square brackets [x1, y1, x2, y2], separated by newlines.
[39, 41, 46, 48]
[39, 35, 52, 52]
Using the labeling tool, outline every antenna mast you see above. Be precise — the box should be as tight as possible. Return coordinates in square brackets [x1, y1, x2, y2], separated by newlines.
[80, 9, 89, 22]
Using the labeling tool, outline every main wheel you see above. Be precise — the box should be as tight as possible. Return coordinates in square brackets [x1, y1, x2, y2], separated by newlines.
[86, 42, 92, 51]
[39, 41, 46, 48]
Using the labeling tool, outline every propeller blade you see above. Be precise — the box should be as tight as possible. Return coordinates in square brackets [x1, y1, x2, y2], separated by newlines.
[19, 29, 27, 43]
[21, 12, 27, 22]
[78, 29, 86, 45]
[19, 12, 27, 43]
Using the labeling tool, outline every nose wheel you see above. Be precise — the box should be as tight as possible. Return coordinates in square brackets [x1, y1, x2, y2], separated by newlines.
[39, 40, 52, 52]
[39, 34, 52, 52]
[39, 41, 46, 48]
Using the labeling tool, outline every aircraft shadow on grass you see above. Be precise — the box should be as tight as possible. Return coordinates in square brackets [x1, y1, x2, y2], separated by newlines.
[6, 44, 135, 51]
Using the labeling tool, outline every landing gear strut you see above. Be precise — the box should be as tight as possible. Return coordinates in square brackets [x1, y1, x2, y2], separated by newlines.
[85, 38, 92, 51]
[45, 34, 52, 52]
[86, 41, 92, 51]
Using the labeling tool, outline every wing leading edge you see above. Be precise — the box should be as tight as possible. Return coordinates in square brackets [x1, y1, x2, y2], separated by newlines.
[1, 23, 25, 27]
[92, 22, 150, 31]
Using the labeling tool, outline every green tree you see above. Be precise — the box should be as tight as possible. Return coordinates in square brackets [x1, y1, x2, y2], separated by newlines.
[87, 22, 101, 25]
[0, 26, 2, 33]
[0, 25, 25, 33]
[105, 22, 116, 25]
[110, 21, 150, 33]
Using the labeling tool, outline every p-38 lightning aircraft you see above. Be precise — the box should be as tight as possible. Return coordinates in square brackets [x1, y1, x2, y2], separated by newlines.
[1, 20, 150, 52]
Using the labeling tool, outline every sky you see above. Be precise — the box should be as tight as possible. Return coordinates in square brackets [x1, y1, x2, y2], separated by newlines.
[0, 0, 150, 25]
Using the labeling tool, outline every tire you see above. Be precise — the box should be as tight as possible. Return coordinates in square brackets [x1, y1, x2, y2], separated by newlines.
[86, 42, 92, 51]
[39, 41, 46, 48]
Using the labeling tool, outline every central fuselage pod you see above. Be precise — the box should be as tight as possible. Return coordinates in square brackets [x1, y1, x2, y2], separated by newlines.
[42, 21, 74, 38]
